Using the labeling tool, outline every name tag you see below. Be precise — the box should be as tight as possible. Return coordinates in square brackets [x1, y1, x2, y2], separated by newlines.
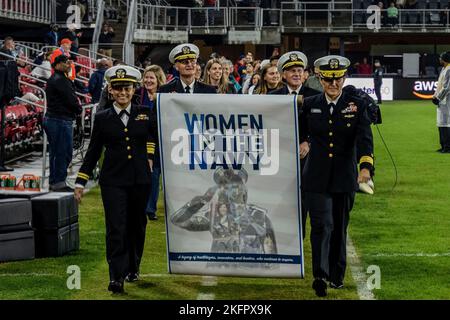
[311, 108, 322, 114]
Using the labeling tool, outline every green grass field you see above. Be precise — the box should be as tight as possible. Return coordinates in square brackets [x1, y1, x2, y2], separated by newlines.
[0, 100, 449, 300]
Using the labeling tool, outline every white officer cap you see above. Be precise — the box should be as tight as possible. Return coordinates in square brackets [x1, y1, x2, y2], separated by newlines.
[169, 43, 200, 64]
[105, 65, 142, 85]
[277, 51, 308, 73]
[314, 55, 351, 79]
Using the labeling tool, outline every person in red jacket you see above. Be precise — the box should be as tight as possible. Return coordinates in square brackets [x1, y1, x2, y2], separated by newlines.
[50, 38, 76, 80]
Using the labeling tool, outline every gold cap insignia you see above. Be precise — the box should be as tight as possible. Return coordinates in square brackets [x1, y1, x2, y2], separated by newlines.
[329, 58, 339, 69]
[116, 68, 126, 78]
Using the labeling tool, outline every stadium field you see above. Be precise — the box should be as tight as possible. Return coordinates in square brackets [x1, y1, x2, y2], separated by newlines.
[0, 100, 448, 300]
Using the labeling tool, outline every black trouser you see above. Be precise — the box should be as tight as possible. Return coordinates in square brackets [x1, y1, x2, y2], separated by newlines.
[374, 82, 382, 104]
[305, 191, 355, 284]
[438, 127, 450, 150]
[100, 184, 150, 282]
[300, 157, 307, 240]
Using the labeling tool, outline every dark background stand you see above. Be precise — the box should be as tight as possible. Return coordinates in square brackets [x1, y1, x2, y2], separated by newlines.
[0, 96, 14, 172]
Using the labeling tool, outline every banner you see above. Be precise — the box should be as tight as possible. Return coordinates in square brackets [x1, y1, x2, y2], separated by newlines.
[393, 78, 437, 100]
[158, 94, 304, 278]
[344, 77, 394, 101]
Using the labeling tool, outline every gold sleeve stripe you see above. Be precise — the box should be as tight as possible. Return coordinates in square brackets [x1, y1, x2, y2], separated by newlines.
[359, 156, 374, 166]
[77, 173, 90, 180]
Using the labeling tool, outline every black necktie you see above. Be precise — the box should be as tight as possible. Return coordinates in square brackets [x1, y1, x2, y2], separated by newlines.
[328, 103, 335, 115]
[185, 85, 191, 93]
[119, 109, 129, 118]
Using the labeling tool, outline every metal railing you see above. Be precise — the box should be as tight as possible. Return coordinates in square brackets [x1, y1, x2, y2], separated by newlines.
[124, 0, 137, 65]
[130, 0, 450, 33]
[91, 0, 106, 56]
[0, 0, 55, 24]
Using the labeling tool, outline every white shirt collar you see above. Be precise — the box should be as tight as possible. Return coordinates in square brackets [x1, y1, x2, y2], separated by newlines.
[288, 84, 302, 95]
[325, 93, 342, 105]
[180, 79, 195, 94]
[113, 102, 131, 115]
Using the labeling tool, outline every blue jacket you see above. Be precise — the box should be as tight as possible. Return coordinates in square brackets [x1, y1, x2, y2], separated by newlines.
[88, 68, 106, 103]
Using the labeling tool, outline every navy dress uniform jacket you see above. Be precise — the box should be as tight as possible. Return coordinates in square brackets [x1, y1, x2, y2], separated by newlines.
[158, 78, 217, 94]
[299, 92, 374, 193]
[269, 84, 321, 97]
[75, 104, 157, 187]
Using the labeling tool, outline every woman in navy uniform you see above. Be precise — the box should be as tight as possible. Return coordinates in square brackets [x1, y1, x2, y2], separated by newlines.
[158, 43, 216, 94]
[74, 66, 157, 294]
[299, 56, 374, 297]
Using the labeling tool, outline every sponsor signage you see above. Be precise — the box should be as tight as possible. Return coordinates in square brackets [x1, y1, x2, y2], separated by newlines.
[393, 78, 437, 100]
[344, 78, 394, 101]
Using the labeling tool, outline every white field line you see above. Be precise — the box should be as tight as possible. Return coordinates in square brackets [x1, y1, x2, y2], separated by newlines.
[367, 252, 450, 257]
[347, 236, 376, 300]
[197, 276, 218, 300]
[0, 273, 55, 277]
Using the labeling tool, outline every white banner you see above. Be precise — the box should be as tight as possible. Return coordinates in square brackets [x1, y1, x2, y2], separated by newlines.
[158, 94, 304, 278]
[344, 77, 394, 101]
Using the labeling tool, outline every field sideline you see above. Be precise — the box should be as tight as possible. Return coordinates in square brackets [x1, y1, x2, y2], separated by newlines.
[0, 100, 449, 300]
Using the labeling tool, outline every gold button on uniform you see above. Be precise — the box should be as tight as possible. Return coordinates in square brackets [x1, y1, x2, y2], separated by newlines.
[124, 128, 128, 132]
[329, 120, 333, 124]
[329, 153, 333, 158]
[128, 155, 132, 159]
[347, 123, 351, 127]
[329, 132, 333, 136]
[127, 146, 131, 150]
[329, 143, 334, 148]
[126, 137, 130, 141]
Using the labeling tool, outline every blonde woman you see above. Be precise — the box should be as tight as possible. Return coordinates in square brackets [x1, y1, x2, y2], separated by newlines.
[138, 65, 166, 220]
[254, 64, 283, 94]
[204, 58, 237, 94]
[139, 64, 166, 109]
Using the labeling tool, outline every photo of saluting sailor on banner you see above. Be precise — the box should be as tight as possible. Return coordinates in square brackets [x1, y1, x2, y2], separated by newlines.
[158, 94, 304, 278]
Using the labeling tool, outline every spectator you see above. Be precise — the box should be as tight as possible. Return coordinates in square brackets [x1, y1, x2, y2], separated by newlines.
[304, 66, 324, 92]
[138, 65, 167, 220]
[50, 38, 76, 80]
[61, 24, 82, 55]
[270, 55, 280, 67]
[31, 51, 52, 80]
[44, 54, 82, 192]
[75, 0, 88, 22]
[98, 23, 115, 58]
[74, 65, 88, 95]
[195, 62, 202, 80]
[254, 63, 283, 94]
[0, 36, 26, 67]
[373, 59, 383, 104]
[387, 2, 399, 27]
[88, 58, 110, 103]
[356, 57, 372, 75]
[247, 73, 261, 95]
[378, 2, 387, 26]
[203, 58, 236, 94]
[44, 24, 60, 47]
[222, 59, 241, 93]
[204, 0, 217, 25]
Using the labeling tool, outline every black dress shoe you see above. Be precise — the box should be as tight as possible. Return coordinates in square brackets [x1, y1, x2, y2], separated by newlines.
[125, 272, 139, 282]
[312, 278, 328, 297]
[108, 280, 124, 293]
[436, 148, 443, 152]
[329, 281, 344, 289]
[147, 212, 158, 220]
